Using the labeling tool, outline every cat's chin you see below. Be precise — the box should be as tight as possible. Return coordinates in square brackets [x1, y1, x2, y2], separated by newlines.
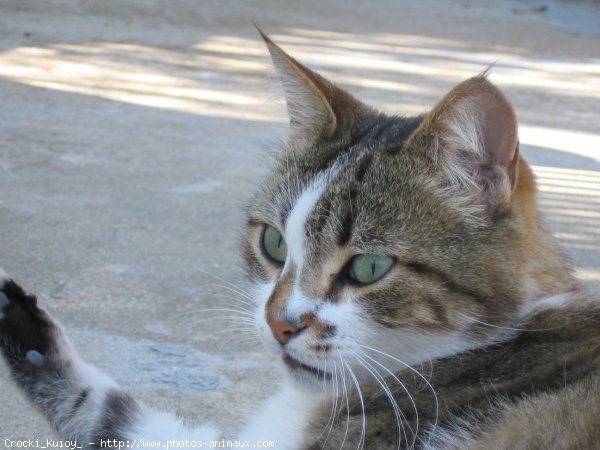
[283, 352, 332, 379]
[279, 351, 335, 390]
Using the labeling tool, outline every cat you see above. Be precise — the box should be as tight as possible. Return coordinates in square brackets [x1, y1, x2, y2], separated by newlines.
[1, 30, 600, 449]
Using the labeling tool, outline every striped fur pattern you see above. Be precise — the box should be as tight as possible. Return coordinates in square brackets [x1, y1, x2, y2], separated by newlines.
[244, 35, 599, 448]
[1, 33, 599, 449]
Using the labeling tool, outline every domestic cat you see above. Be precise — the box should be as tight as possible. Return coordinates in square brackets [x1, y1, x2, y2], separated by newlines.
[1, 31, 599, 449]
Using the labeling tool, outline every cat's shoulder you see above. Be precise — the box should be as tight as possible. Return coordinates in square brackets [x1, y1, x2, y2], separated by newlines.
[431, 372, 600, 450]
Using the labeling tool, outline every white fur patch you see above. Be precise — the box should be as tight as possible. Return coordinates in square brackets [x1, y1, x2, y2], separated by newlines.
[285, 175, 327, 269]
[253, 280, 275, 304]
[238, 383, 324, 449]
[285, 285, 318, 320]
[519, 293, 575, 318]
[127, 409, 219, 445]
[439, 100, 484, 190]
[362, 328, 479, 379]
[254, 281, 281, 350]
[74, 359, 119, 406]
[319, 299, 373, 355]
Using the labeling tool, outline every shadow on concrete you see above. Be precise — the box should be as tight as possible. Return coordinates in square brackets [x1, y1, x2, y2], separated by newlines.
[0, 0, 599, 439]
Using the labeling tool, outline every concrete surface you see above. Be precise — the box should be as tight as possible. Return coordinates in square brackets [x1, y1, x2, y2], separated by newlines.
[0, 0, 599, 441]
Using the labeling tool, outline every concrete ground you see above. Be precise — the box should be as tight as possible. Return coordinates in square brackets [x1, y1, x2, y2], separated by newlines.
[0, 0, 599, 441]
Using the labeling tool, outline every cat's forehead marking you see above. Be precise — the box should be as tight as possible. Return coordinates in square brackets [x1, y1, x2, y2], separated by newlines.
[285, 174, 328, 269]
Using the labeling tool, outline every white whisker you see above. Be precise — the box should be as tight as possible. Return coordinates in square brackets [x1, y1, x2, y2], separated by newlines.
[179, 308, 255, 318]
[343, 360, 366, 450]
[358, 344, 439, 448]
[337, 351, 351, 450]
[454, 311, 561, 333]
[352, 352, 408, 450]
[362, 353, 420, 449]
[202, 283, 256, 304]
[320, 361, 337, 446]
[195, 269, 256, 301]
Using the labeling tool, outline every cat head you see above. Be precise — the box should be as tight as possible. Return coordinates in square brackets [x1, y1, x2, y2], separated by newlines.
[242, 32, 550, 388]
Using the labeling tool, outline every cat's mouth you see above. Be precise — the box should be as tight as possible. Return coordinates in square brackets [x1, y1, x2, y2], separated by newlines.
[282, 351, 331, 380]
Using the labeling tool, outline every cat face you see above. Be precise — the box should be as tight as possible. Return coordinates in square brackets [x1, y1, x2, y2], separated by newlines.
[243, 33, 532, 388]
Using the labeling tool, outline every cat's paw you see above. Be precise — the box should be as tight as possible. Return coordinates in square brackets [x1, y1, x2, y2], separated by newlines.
[0, 274, 70, 376]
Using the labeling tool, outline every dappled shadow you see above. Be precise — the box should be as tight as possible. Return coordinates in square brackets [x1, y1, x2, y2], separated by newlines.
[533, 164, 600, 289]
[1, 29, 599, 124]
[0, 0, 599, 436]
[0, 6, 599, 298]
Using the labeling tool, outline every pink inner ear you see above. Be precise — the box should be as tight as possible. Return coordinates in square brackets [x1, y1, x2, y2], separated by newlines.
[432, 77, 520, 212]
[480, 94, 519, 184]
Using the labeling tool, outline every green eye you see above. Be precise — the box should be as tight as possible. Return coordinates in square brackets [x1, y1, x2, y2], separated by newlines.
[349, 254, 393, 284]
[262, 226, 287, 263]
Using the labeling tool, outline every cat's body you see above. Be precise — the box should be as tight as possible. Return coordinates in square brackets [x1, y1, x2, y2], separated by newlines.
[309, 291, 600, 449]
[1, 32, 599, 449]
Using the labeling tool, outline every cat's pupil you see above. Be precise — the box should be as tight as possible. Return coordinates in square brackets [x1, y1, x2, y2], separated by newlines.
[349, 254, 394, 284]
[262, 225, 287, 263]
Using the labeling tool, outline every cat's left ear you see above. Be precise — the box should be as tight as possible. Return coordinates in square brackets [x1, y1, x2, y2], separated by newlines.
[258, 29, 367, 141]
[412, 76, 519, 212]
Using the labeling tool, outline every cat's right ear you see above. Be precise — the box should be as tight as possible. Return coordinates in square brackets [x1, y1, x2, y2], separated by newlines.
[258, 29, 364, 141]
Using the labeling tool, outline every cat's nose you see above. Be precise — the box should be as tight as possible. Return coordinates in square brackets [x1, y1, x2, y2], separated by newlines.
[266, 317, 303, 344]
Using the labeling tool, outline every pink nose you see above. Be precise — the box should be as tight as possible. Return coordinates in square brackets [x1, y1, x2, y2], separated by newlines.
[266, 317, 301, 344]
